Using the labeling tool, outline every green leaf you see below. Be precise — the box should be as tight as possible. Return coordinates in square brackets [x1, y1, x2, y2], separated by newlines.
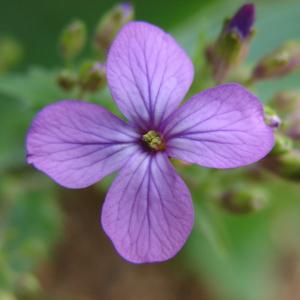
[0, 67, 69, 110]
[0, 96, 30, 172]
[0, 175, 62, 295]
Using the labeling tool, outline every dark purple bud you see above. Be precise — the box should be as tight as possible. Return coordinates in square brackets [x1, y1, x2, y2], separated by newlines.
[227, 3, 256, 39]
[206, 4, 256, 82]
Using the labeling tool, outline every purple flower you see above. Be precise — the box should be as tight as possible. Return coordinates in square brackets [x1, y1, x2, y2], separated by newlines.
[227, 3, 255, 39]
[26, 22, 274, 263]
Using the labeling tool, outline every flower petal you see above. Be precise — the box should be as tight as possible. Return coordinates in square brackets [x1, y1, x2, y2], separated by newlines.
[101, 151, 194, 263]
[106, 21, 194, 130]
[26, 100, 139, 188]
[163, 83, 274, 168]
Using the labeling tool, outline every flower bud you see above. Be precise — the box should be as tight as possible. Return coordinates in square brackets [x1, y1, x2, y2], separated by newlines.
[271, 91, 300, 140]
[264, 105, 281, 129]
[263, 150, 300, 182]
[59, 20, 87, 61]
[57, 69, 77, 91]
[220, 185, 268, 214]
[93, 3, 134, 54]
[227, 4, 255, 39]
[0, 36, 23, 73]
[271, 91, 300, 115]
[287, 118, 300, 140]
[206, 4, 255, 82]
[78, 61, 106, 92]
[252, 41, 300, 81]
[271, 133, 293, 156]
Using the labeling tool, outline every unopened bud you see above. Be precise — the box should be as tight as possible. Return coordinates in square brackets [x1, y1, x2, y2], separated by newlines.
[264, 106, 281, 128]
[252, 41, 300, 81]
[227, 3, 255, 39]
[206, 3, 255, 82]
[93, 3, 134, 54]
[271, 91, 300, 115]
[271, 91, 300, 140]
[0, 36, 23, 73]
[271, 133, 293, 156]
[78, 61, 106, 92]
[263, 150, 300, 181]
[287, 118, 300, 140]
[59, 20, 87, 61]
[220, 185, 268, 214]
[57, 69, 77, 91]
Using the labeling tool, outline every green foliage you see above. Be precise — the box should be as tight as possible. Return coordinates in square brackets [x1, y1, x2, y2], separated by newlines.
[0, 175, 62, 297]
[0, 69, 65, 298]
[0, 68, 69, 173]
[0, 68, 69, 110]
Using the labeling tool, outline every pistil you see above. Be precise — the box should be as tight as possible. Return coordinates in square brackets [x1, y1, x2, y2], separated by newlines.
[142, 130, 166, 151]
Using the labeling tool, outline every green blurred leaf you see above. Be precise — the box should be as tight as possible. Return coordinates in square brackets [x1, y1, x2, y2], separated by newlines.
[0, 175, 62, 295]
[0, 96, 30, 172]
[0, 67, 69, 110]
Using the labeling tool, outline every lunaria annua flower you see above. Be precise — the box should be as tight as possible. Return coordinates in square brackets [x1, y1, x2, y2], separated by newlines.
[26, 22, 274, 263]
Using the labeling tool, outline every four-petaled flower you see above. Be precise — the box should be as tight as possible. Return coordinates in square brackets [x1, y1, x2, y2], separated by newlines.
[26, 22, 274, 263]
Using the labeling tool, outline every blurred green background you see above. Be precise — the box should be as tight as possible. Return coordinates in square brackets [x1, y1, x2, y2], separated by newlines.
[1, 0, 214, 68]
[1, 0, 300, 300]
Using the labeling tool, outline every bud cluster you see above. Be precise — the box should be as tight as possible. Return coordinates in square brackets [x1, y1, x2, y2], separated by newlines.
[56, 3, 134, 96]
[202, 3, 300, 184]
[262, 91, 300, 181]
[205, 4, 300, 85]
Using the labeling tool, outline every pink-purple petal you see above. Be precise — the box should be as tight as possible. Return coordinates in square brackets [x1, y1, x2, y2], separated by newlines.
[101, 151, 194, 263]
[26, 100, 139, 188]
[163, 83, 274, 168]
[106, 21, 194, 130]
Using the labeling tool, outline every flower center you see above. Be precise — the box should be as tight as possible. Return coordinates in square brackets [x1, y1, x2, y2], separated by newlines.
[142, 130, 165, 151]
